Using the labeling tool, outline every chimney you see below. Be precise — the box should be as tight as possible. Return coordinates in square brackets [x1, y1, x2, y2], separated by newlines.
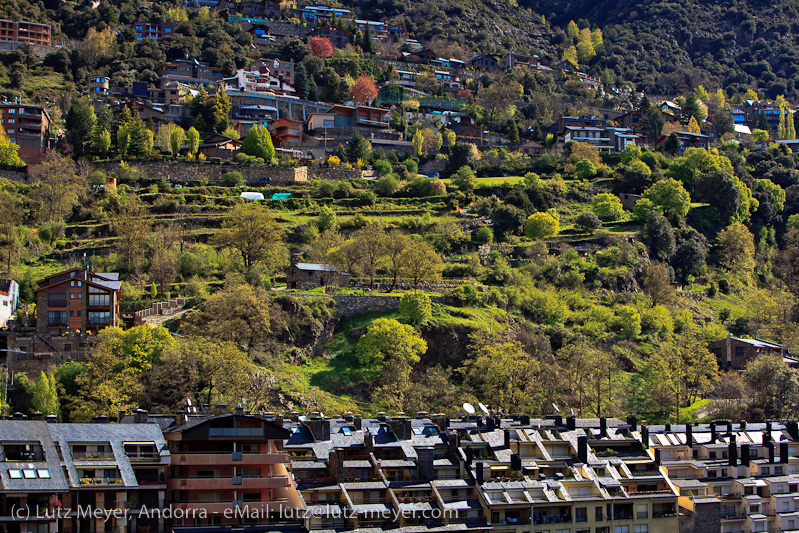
[290, 411, 300, 422]
[388, 416, 412, 440]
[627, 415, 638, 431]
[12, 412, 24, 420]
[214, 404, 228, 415]
[93, 415, 108, 424]
[329, 449, 344, 482]
[30, 412, 42, 421]
[788, 421, 799, 441]
[711, 422, 717, 443]
[686, 423, 693, 445]
[235, 404, 244, 415]
[600, 417, 607, 438]
[741, 444, 750, 466]
[290, 253, 300, 267]
[304, 415, 331, 441]
[364, 430, 374, 452]
[567, 415, 576, 430]
[354, 415, 362, 430]
[46, 415, 57, 423]
[418, 447, 435, 481]
[641, 425, 649, 447]
[729, 442, 738, 467]
[654, 448, 661, 466]
[577, 435, 588, 464]
[520, 415, 530, 425]
[769, 442, 776, 464]
[486, 417, 496, 432]
[377, 412, 387, 422]
[430, 414, 447, 432]
[446, 430, 460, 459]
[343, 412, 354, 422]
[767, 419, 773, 433]
[665, 423, 671, 432]
[416, 411, 429, 419]
[175, 410, 187, 427]
[134, 409, 149, 424]
[511, 453, 522, 471]
[465, 446, 473, 466]
[202, 404, 210, 414]
[504, 429, 511, 449]
[554, 415, 562, 427]
[781, 442, 790, 464]
[475, 461, 484, 484]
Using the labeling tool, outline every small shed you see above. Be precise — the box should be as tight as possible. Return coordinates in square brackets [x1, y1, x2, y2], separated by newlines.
[286, 257, 349, 290]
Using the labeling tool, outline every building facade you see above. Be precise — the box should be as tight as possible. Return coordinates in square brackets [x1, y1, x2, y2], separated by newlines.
[0, 102, 52, 165]
[0, 19, 51, 45]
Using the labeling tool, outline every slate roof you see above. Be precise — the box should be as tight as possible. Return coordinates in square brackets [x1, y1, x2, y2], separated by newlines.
[0, 421, 70, 492]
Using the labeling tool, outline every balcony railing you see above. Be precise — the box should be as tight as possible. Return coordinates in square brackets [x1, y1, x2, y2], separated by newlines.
[80, 477, 124, 486]
[72, 451, 115, 461]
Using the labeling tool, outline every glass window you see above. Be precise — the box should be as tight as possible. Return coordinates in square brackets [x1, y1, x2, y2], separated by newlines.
[8, 470, 22, 478]
[37, 469, 50, 478]
[48, 311, 66, 325]
[23, 469, 36, 479]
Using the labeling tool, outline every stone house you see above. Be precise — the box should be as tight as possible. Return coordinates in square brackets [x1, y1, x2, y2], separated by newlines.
[709, 334, 791, 371]
[286, 257, 349, 290]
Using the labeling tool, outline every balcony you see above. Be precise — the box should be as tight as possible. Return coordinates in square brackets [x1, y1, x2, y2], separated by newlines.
[167, 475, 290, 491]
[80, 477, 124, 486]
[126, 453, 160, 462]
[357, 118, 389, 128]
[72, 451, 115, 461]
[173, 452, 288, 465]
[171, 499, 290, 515]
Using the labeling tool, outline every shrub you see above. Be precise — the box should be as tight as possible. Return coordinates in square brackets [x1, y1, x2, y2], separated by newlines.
[357, 190, 377, 206]
[471, 226, 494, 244]
[399, 290, 433, 326]
[404, 158, 419, 175]
[373, 159, 392, 175]
[375, 174, 400, 196]
[523, 212, 560, 239]
[575, 212, 602, 233]
[221, 171, 245, 187]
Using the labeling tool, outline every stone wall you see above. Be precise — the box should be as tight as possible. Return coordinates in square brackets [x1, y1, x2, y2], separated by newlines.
[295, 293, 446, 320]
[349, 279, 470, 292]
[0, 169, 27, 182]
[94, 161, 307, 184]
[309, 167, 363, 180]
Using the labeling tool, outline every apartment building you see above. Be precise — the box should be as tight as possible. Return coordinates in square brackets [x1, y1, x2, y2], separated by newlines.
[157, 59, 223, 89]
[0, 101, 52, 165]
[163, 411, 305, 527]
[646, 420, 799, 533]
[0, 419, 169, 533]
[34, 267, 121, 334]
[0, 19, 51, 45]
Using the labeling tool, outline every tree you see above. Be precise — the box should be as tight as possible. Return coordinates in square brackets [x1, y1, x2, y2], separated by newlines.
[149, 249, 178, 296]
[575, 212, 602, 233]
[648, 333, 719, 422]
[186, 126, 200, 156]
[686, 115, 701, 134]
[643, 178, 691, 222]
[182, 284, 271, 355]
[642, 211, 675, 261]
[642, 262, 675, 306]
[170, 126, 186, 157]
[399, 291, 432, 326]
[356, 318, 426, 408]
[29, 371, 59, 416]
[744, 355, 799, 418]
[352, 75, 378, 105]
[412, 129, 424, 158]
[694, 171, 741, 224]
[399, 241, 444, 288]
[662, 132, 681, 153]
[616, 306, 641, 338]
[117, 125, 130, 157]
[112, 194, 152, 272]
[575, 159, 596, 179]
[346, 131, 371, 163]
[221, 171, 245, 187]
[524, 212, 560, 239]
[65, 98, 97, 156]
[294, 63, 309, 99]
[29, 152, 87, 223]
[317, 205, 338, 232]
[681, 93, 707, 123]
[752, 129, 769, 143]
[491, 205, 527, 241]
[216, 203, 284, 272]
[714, 110, 735, 138]
[507, 120, 519, 143]
[718, 222, 755, 273]
[242, 124, 275, 161]
[592, 193, 624, 221]
[212, 85, 231, 132]
[0, 129, 22, 168]
[93, 128, 111, 157]
[462, 340, 541, 413]
[478, 80, 523, 129]
[637, 108, 666, 140]
[451, 166, 475, 193]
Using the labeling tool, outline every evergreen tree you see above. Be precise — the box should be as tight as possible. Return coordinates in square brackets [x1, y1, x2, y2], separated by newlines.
[65, 98, 96, 156]
[757, 111, 769, 133]
[242, 124, 275, 160]
[508, 120, 520, 143]
[778, 108, 787, 140]
[362, 25, 373, 54]
[789, 110, 797, 140]
[307, 77, 317, 100]
[186, 127, 200, 156]
[294, 63, 309, 100]
[346, 131, 371, 163]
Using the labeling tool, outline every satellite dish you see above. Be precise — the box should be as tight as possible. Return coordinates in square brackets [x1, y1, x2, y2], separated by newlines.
[186, 398, 192, 406]
[479, 403, 489, 415]
[552, 403, 561, 413]
[463, 403, 476, 415]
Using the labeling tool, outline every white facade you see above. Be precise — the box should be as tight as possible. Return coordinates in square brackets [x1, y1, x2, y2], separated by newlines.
[0, 280, 19, 327]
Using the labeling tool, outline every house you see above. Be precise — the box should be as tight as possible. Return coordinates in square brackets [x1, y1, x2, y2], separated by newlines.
[34, 266, 121, 334]
[619, 192, 643, 210]
[709, 334, 788, 371]
[224, 69, 295, 95]
[129, 21, 177, 40]
[513, 139, 545, 156]
[88, 76, 110, 97]
[450, 119, 484, 141]
[157, 58, 223, 89]
[656, 131, 710, 151]
[198, 134, 242, 159]
[307, 25, 352, 50]
[244, 23, 278, 48]
[270, 117, 302, 147]
[659, 100, 681, 116]
[109, 100, 165, 125]
[500, 52, 538, 70]
[163, 412, 304, 526]
[0, 279, 19, 328]
[0, 101, 52, 165]
[326, 104, 389, 135]
[0, 19, 51, 45]
[306, 112, 336, 131]
[734, 123, 752, 141]
[468, 53, 499, 72]
[563, 126, 613, 151]
[286, 258, 349, 290]
[353, 19, 390, 41]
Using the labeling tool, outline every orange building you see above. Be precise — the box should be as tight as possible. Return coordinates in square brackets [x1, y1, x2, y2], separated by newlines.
[0, 19, 51, 45]
[0, 102, 51, 165]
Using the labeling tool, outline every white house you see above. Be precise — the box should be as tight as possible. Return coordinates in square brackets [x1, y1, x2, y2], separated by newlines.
[0, 279, 19, 327]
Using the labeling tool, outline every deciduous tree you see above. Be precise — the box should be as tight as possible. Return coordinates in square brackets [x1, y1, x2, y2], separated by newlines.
[216, 203, 284, 272]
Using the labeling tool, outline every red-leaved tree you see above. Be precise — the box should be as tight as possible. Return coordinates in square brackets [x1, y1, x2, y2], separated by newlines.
[309, 36, 333, 58]
[352, 75, 378, 105]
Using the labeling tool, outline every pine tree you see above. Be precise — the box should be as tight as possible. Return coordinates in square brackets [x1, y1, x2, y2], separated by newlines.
[362, 25, 373, 54]
[294, 64, 309, 100]
[687, 116, 701, 134]
[186, 127, 200, 156]
[508, 120, 520, 143]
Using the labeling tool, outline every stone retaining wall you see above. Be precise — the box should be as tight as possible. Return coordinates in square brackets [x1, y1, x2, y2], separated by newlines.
[308, 167, 363, 181]
[0, 169, 27, 182]
[95, 161, 307, 184]
[294, 294, 445, 320]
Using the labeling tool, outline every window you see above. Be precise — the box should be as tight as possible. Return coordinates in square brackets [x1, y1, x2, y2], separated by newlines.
[48, 311, 66, 325]
[576, 507, 587, 522]
[48, 293, 66, 307]
[88, 311, 110, 325]
[596, 507, 603, 521]
[776, 466, 783, 475]
[7, 119, 13, 124]
[88, 294, 110, 306]
[633, 527, 648, 533]
[23, 469, 36, 478]
[614, 527, 629, 533]
[784, 502, 790, 511]
[37, 469, 50, 478]
[636, 505, 648, 519]
[70, 281, 74, 287]
[763, 467, 770, 475]
[8, 470, 22, 478]
[8, 109, 14, 114]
